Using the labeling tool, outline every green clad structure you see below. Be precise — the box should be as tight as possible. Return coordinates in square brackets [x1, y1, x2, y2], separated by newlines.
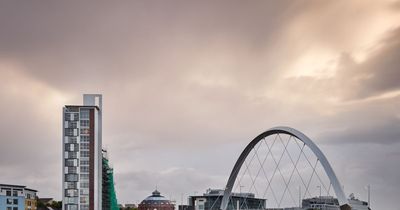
[102, 150, 119, 210]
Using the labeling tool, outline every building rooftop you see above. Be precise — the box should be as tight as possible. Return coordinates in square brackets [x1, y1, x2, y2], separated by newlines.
[64, 105, 100, 110]
[196, 188, 256, 198]
[140, 190, 173, 205]
[0, 184, 38, 192]
[0, 183, 26, 188]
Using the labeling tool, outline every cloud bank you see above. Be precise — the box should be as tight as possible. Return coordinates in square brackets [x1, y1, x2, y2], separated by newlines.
[0, 1, 399, 209]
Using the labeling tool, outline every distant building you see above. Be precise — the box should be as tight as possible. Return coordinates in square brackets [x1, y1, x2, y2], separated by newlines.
[347, 193, 370, 210]
[301, 194, 370, 210]
[179, 189, 266, 210]
[302, 196, 340, 210]
[178, 205, 191, 210]
[265, 208, 302, 210]
[179, 190, 369, 210]
[138, 190, 174, 210]
[0, 184, 37, 210]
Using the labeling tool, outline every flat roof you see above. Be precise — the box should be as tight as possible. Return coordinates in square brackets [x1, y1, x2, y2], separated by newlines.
[0, 184, 26, 188]
[189, 195, 265, 200]
[64, 105, 100, 110]
[0, 184, 38, 192]
[25, 188, 38, 192]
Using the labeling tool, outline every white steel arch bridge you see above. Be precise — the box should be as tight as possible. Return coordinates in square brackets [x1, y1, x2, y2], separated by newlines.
[220, 126, 353, 210]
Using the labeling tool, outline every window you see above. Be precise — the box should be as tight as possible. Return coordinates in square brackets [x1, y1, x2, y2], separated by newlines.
[80, 189, 89, 195]
[65, 143, 78, 152]
[80, 182, 89, 188]
[80, 204, 89, 210]
[65, 128, 78, 137]
[65, 113, 72, 121]
[65, 159, 77, 167]
[66, 107, 79, 112]
[80, 160, 89, 165]
[65, 182, 77, 189]
[13, 207, 17, 210]
[65, 113, 79, 121]
[80, 120, 89, 127]
[65, 137, 77, 144]
[80, 136, 90, 143]
[7, 207, 11, 210]
[65, 189, 78, 197]
[66, 197, 78, 204]
[65, 174, 78, 182]
[67, 167, 77, 173]
[66, 204, 78, 210]
[80, 128, 90, 135]
[80, 166, 89, 173]
[80, 151, 89, 158]
[27, 193, 31, 199]
[80, 196, 89, 204]
[80, 143, 89, 150]
[13, 199, 18, 205]
[80, 174, 89, 180]
[68, 121, 78, 128]
[12, 190, 18, 196]
[80, 109, 90, 119]
[67, 152, 77, 159]
[6, 190, 11, 196]
[7, 198, 12, 204]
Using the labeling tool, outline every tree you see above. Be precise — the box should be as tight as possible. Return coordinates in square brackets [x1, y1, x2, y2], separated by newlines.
[49, 201, 62, 210]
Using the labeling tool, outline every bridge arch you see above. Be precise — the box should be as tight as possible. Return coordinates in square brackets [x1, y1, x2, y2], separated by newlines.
[220, 126, 351, 210]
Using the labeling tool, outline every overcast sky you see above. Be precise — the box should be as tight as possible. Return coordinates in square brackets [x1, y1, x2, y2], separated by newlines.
[0, 1, 399, 209]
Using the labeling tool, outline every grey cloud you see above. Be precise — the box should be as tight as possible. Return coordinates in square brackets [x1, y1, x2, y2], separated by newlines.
[318, 116, 400, 145]
[0, 1, 399, 209]
[0, 1, 297, 90]
[335, 28, 400, 100]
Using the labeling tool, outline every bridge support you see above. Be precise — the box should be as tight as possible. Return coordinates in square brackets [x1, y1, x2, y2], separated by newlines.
[220, 126, 351, 210]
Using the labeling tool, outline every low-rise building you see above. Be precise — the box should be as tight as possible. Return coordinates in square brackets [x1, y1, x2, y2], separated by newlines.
[179, 189, 266, 210]
[25, 189, 37, 210]
[0, 184, 37, 210]
[301, 194, 370, 210]
[138, 190, 174, 210]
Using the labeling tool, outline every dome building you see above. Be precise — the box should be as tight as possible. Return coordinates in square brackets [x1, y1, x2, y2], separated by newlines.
[138, 190, 175, 210]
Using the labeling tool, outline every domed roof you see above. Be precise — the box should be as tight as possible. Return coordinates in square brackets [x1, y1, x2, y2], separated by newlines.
[140, 190, 172, 205]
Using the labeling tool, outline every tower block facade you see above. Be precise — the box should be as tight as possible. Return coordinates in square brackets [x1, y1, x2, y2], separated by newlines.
[62, 94, 103, 210]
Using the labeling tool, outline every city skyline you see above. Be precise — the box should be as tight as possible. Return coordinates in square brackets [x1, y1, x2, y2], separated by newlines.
[0, 1, 400, 210]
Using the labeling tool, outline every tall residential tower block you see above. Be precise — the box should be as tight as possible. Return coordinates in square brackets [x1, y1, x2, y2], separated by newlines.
[63, 94, 103, 210]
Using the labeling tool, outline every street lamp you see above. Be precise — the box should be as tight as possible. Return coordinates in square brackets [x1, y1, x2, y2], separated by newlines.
[239, 186, 244, 194]
[366, 185, 371, 208]
[298, 186, 301, 208]
[316, 186, 321, 198]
